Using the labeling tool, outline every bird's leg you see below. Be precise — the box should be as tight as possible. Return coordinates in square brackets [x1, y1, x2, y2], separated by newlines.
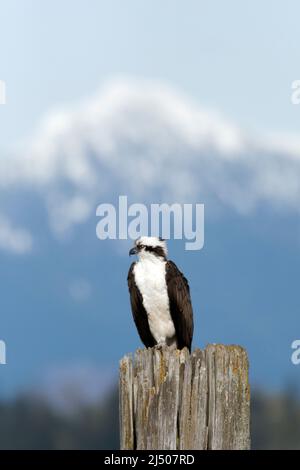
[154, 341, 167, 351]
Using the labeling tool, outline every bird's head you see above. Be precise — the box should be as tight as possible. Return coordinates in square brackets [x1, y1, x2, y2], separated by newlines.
[129, 236, 167, 260]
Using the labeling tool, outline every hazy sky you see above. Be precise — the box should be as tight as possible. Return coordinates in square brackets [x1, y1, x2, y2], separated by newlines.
[0, 1, 300, 396]
[0, 0, 300, 155]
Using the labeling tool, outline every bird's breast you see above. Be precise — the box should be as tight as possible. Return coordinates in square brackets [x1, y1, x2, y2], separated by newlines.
[134, 259, 176, 343]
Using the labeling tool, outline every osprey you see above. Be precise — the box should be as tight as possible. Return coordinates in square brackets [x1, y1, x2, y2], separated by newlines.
[127, 236, 194, 351]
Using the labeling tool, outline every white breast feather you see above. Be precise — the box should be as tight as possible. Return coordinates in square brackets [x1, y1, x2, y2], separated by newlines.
[134, 257, 176, 345]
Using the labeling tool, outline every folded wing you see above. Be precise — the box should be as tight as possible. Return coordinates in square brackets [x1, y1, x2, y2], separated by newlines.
[165, 260, 194, 351]
[127, 262, 156, 348]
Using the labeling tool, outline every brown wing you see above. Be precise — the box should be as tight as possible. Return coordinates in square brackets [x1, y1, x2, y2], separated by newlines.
[165, 260, 194, 351]
[127, 262, 156, 348]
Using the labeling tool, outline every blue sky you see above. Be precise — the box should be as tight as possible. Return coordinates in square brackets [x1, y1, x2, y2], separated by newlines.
[0, 1, 300, 398]
[1, 0, 300, 155]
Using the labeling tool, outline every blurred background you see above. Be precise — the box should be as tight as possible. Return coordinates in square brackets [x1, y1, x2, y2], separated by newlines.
[0, 0, 300, 449]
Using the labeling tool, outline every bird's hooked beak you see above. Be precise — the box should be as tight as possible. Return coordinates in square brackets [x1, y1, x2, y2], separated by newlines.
[129, 246, 138, 256]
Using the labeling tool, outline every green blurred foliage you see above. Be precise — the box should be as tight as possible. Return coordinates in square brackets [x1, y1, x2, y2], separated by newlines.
[251, 388, 300, 449]
[0, 387, 299, 449]
[0, 389, 119, 450]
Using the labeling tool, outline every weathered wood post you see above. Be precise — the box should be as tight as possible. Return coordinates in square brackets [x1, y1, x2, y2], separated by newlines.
[119, 344, 250, 450]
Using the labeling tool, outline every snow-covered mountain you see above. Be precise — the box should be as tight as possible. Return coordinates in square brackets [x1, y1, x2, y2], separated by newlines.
[0, 80, 299, 395]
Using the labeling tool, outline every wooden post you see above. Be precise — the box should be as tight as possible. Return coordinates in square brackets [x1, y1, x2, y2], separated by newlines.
[119, 344, 250, 450]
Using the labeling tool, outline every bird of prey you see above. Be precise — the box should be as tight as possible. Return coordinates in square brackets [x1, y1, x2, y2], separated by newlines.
[127, 236, 194, 351]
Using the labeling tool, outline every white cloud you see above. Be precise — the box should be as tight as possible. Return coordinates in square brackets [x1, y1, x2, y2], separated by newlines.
[48, 195, 91, 236]
[0, 78, 300, 238]
[0, 215, 33, 254]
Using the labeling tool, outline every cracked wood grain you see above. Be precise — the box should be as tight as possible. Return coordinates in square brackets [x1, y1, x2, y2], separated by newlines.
[119, 344, 250, 450]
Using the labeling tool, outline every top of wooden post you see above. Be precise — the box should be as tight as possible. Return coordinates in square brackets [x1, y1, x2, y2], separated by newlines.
[119, 344, 250, 450]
